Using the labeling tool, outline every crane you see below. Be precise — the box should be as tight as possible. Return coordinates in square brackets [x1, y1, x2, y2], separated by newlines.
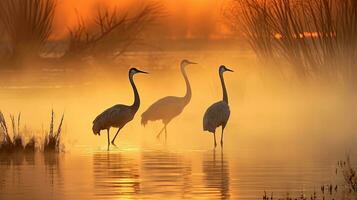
[203, 65, 233, 147]
[141, 59, 196, 141]
[92, 67, 148, 149]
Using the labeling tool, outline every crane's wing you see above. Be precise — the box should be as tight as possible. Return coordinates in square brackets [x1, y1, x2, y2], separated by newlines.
[141, 96, 185, 125]
[203, 101, 230, 133]
[93, 105, 133, 131]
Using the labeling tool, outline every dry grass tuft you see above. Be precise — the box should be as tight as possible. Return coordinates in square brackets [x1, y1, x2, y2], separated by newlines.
[43, 110, 64, 152]
[0, 110, 64, 153]
[0, 112, 25, 152]
[24, 137, 35, 152]
[338, 155, 357, 193]
[10, 113, 23, 151]
[262, 155, 357, 200]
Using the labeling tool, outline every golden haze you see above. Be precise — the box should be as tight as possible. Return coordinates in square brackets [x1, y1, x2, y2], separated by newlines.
[54, 0, 231, 39]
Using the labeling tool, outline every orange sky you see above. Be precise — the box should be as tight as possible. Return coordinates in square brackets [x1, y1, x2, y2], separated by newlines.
[54, 0, 232, 39]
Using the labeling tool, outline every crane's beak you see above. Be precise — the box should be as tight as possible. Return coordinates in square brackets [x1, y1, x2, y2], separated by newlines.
[137, 69, 149, 74]
[226, 67, 234, 72]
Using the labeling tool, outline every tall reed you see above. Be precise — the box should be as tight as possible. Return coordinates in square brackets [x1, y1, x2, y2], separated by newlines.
[0, 0, 56, 63]
[43, 110, 64, 152]
[262, 156, 357, 199]
[227, 0, 276, 65]
[228, 0, 357, 83]
[0, 110, 64, 153]
[0, 112, 26, 152]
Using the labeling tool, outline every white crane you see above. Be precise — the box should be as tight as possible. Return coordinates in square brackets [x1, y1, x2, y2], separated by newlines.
[141, 59, 197, 141]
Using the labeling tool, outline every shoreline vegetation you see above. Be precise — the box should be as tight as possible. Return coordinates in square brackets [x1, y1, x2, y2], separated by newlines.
[226, 0, 357, 85]
[263, 156, 357, 200]
[0, 110, 64, 153]
[0, 0, 162, 69]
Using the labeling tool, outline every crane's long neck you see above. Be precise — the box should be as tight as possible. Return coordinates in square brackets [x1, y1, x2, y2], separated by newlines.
[130, 74, 140, 111]
[181, 65, 191, 105]
[220, 72, 229, 104]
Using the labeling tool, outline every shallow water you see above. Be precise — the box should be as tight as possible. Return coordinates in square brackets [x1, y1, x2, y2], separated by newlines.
[0, 144, 353, 200]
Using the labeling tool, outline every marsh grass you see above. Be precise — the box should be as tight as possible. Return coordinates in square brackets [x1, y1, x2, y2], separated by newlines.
[0, 112, 37, 153]
[24, 137, 35, 152]
[338, 156, 357, 193]
[262, 156, 357, 200]
[0, 112, 24, 152]
[0, 110, 64, 153]
[43, 110, 64, 152]
[0, 0, 56, 64]
[228, 0, 357, 83]
[226, 0, 278, 75]
[0, 0, 162, 68]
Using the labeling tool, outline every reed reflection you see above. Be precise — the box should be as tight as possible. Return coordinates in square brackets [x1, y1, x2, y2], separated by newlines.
[0, 152, 35, 166]
[44, 152, 64, 199]
[202, 150, 230, 199]
[93, 152, 140, 199]
[0, 153, 36, 198]
[140, 150, 192, 198]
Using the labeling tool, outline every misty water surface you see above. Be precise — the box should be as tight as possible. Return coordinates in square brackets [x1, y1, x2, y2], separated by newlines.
[0, 51, 356, 199]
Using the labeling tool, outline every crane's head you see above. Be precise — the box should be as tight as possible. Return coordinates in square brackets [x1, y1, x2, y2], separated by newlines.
[181, 59, 197, 67]
[219, 65, 234, 74]
[129, 67, 149, 76]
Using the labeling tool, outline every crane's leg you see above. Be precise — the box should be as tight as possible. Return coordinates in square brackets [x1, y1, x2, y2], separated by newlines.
[213, 147, 216, 162]
[220, 127, 225, 147]
[213, 132, 217, 148]
[156, 126, 165, 139]
[164, 125, 167, 142]
[107, 129, 110, 150]
[111, 128, 121, 146]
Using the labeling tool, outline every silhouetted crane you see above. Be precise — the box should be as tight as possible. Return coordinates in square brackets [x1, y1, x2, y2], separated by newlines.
[141, 59, 197, 141]
[92, 68, 148, 149]
[203, 65, 233, 147]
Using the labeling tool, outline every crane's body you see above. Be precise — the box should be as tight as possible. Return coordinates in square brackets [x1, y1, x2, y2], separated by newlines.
[141, 59, 196, 140]
[203, 101, 230, 133]
[203, 65, 233, 147]
[92, 105, 135, 133]
[92, 68, 147, 149]
[142, 96, 187, 124]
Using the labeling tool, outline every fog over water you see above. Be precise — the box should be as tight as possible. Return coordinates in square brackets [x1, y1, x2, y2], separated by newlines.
[0, 50, 356, 199]
[0, 0, 356, 198]
[54, 0, 230, 39]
